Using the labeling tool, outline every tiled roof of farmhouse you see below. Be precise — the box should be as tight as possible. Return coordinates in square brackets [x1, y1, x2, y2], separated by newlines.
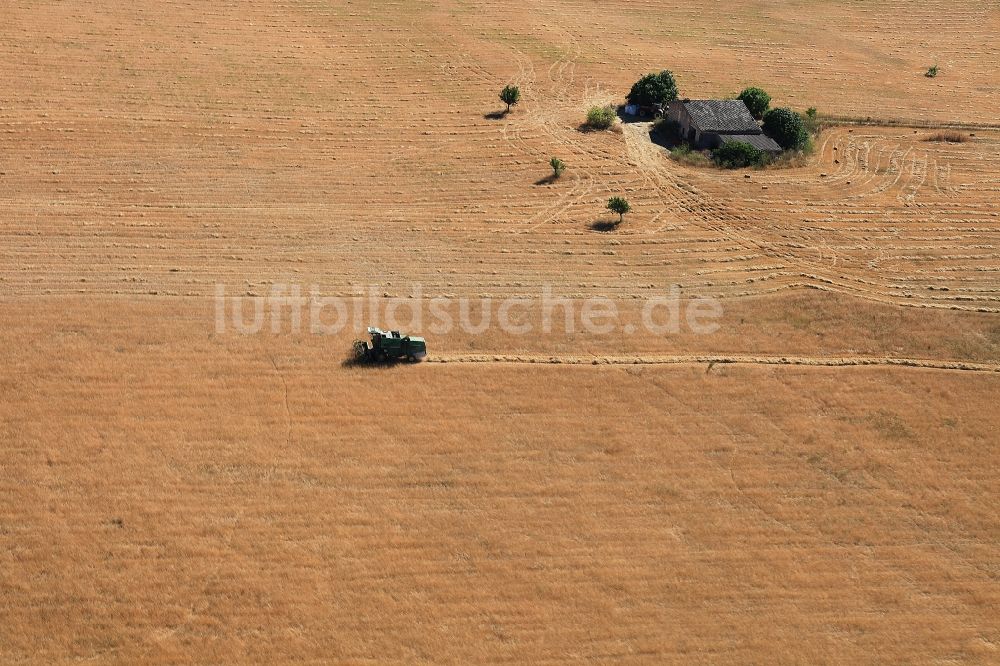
[681, 100, 761, 134]
[719, 133, 783, 153]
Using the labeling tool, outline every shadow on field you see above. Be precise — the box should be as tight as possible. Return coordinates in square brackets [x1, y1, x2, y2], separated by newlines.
[484, 110, 509, 120]
[534, 174, 559, 186]
[342, 352, 425, 369]
[341, 356, 406, 370]
[590, 220, 620, 232]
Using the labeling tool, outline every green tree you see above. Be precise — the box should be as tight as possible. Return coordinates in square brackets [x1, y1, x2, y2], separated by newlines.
[626, 71, 679, 108]
[499, 85, 521, 113]
[738, 87, 771, 119]
[762, 107, 808, 150]
[585, 105, 616, 130]
[803, 107, 820, 134]
[607, 196, 631, 225]
[713, 141, 765, 169]
[550, 157, 566, 179]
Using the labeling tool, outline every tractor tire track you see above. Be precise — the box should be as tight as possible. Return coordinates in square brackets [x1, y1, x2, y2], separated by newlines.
[425, 353, 1000, 373]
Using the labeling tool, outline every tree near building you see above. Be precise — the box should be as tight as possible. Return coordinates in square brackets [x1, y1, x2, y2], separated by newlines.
[713, 141, 766, 169]
[737, 87, 771, 119]
[626, 71, 679, 108]
[762, 107, 808, 150]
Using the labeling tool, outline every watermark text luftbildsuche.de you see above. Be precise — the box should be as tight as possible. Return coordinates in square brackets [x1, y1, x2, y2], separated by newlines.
[214, 283, 722, 337]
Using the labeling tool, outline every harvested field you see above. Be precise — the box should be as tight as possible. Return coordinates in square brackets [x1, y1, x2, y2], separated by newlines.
[1, 1, 998, 663]
[3, 299, 999, 663]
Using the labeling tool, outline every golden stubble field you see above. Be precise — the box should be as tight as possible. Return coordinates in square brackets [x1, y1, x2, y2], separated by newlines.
[1, 1, 999, 662]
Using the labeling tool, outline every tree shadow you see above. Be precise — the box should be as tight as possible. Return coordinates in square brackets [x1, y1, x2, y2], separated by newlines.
[590, 220, 621, 232]
[484, 109, 509, 120]
[534, 174, 559, 186]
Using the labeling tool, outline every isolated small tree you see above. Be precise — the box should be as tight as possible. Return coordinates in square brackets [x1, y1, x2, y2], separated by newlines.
[626, 71, 679, 108]
[550, 157, 566, 179]
[499, 85, 521, 113]
[607, 196, 631, 225]
[738, 87, 771, 119]
[925, 64, 939, 78]
[762, 107, 808, 150]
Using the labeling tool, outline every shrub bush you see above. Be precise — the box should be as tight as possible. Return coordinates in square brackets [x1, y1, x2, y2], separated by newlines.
[585, 105, 616, 130]
[626, 71, 679, 107]
[763, 107, 808, 150]
[713, 141, 766, 169]
[669, 143, 711, 167]
[737, 87, 771, 119]
[925, 131, 968, 143]
[550, 157, 566, 177]
[925, 64, 939, 78]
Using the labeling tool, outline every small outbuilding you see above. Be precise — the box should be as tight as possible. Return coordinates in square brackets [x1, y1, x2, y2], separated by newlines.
[665, 99, 782, 154]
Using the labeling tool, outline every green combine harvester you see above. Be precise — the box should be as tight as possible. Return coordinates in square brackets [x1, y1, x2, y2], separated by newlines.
[353, 327, 427, 363]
